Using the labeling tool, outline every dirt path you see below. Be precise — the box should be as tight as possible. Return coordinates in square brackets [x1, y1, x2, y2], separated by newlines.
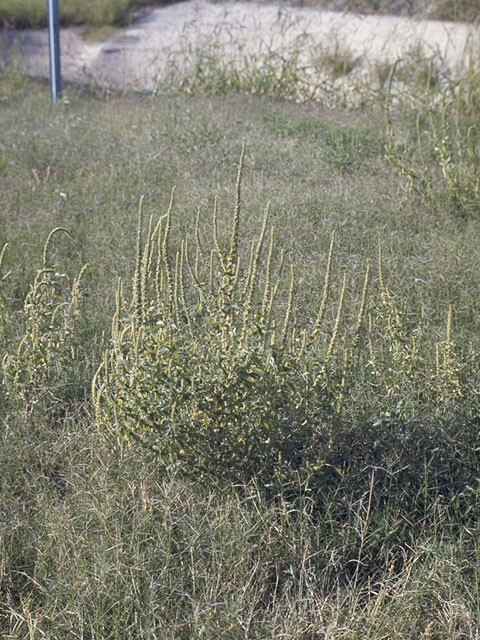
[2, 0, 478, 91]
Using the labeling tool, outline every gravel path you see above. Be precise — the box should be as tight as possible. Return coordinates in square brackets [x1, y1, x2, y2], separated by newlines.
[2, 0, 478, 91]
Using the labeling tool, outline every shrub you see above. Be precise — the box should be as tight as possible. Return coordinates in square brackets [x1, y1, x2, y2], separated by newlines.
[92, 147, 476, 495]
[93, 147, 370, 486]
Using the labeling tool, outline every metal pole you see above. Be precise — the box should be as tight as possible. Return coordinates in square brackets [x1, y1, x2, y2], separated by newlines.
[47, 0, 61, 102]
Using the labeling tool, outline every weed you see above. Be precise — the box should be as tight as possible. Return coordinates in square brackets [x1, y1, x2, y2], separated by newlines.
[386, 61, 480, 217]
[1, 229, 88, 412]
[93, 150, 365, 485]
[91, 147, 478, 498]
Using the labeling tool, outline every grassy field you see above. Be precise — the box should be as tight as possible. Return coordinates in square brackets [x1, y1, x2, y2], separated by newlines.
[1, 22, 480, 638]
[0, 0, 170, 29]
[1, 0, 479, 28]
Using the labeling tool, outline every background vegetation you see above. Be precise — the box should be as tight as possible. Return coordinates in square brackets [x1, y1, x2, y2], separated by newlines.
[1, 1, 480, 636]
[1, 0, 479, 29]
[0, 0, 170, 30]
[295, 0, 480, 21]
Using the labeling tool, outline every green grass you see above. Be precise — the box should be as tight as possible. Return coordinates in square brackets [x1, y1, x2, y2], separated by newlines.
[2, 0, 480, 28]
[0, 0, 170, 29]
[1, 60, 480, 637]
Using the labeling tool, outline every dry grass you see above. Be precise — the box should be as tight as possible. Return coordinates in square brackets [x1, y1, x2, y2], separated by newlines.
[1, 58, 480, 637]
[248, 0, 480, 22]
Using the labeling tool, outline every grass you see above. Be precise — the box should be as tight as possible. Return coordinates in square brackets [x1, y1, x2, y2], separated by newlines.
[2, 0, 480, 28]
[1, 44, 480, 638]
[0, 0, 170, 29]
[248, 0, 480, 22]
[2, 0, 477, 111]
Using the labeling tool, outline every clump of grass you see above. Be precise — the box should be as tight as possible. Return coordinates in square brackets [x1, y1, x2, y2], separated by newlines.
[164, 35, 315, 102]
[163, 38, 358, 107]
[321, 129, 366, 173]
[313, 41, 358, 79]
[162, 29, 379, 107]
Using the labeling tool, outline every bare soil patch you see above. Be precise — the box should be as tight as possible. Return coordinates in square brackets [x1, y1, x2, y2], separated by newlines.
[1, 0, 478, 91]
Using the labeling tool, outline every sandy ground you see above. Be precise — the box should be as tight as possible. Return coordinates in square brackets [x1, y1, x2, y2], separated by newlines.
[1, 0, 479, 91]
